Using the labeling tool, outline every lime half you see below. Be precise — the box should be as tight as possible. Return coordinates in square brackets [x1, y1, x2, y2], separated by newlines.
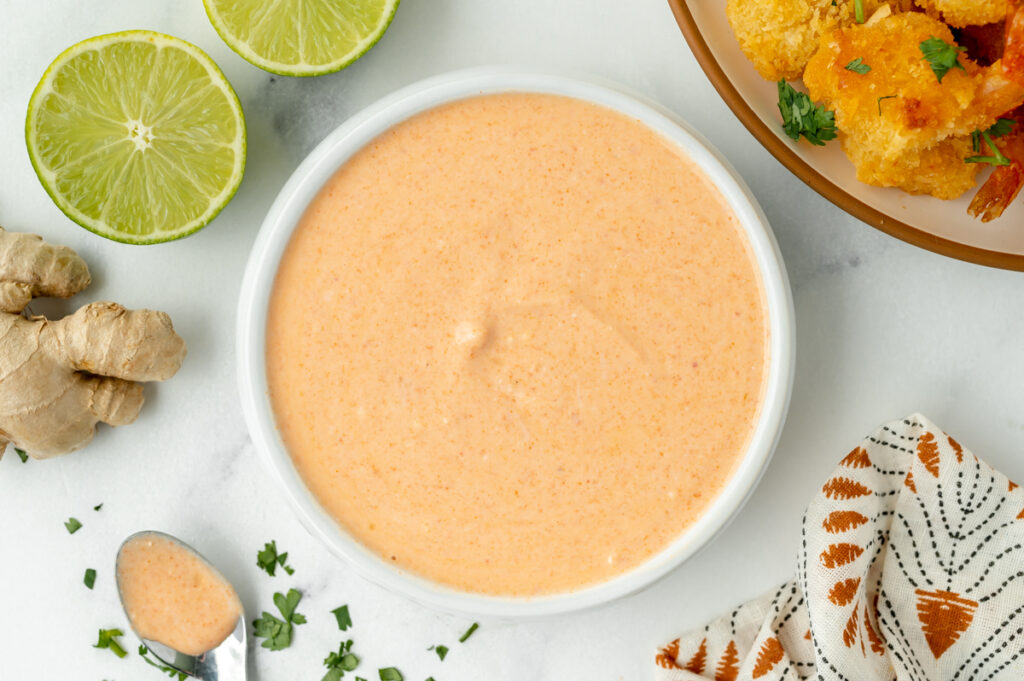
[203, 0, 400, 77]
[26, 31, 246, 244]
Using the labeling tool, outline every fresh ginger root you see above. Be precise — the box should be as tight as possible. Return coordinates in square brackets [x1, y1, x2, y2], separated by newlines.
[0, 227, 187, 459]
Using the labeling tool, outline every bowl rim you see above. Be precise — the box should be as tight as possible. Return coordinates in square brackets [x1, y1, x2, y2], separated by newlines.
[667, 0, 1024, 272]
[236, 66, 795, 618]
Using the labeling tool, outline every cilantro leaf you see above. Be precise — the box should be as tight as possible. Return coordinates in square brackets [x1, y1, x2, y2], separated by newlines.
[459, 622, 479, 643]
[333, 604, 353, 631]
[94, 503, 103, 511]
[433, 645, 449, 661]
[274, 588, 305, 621]
[65, 517, 82, 534]
[379, 669, 403, 681]
[253, 611, 290, 650]
[93, 628, 127, 658]
[323, 640, 360, 681]
[256, 542, 278, 575]
[920, 36, 966, 82]
[84, 568, 96, 590]
[777, 81, 837, 146]
[15, 448, 28, 463]
[257, 540, 295, 576]
[988, 118, 1017, 138]
[845, 57, 871, 74]
[254, 589, 306, 651]
[139, 645, 188, 680]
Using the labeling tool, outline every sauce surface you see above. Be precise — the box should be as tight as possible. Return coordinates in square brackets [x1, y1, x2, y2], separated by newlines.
[117, 533, 242, 656]
[267, 93, 768, 595]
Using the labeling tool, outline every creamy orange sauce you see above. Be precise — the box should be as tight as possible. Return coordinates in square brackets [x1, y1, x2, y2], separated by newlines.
[117, 533, 242, 656]
[266, 93, 768, 596]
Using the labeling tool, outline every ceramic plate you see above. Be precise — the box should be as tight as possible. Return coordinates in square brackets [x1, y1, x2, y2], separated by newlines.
[669, 0, 1024, 270]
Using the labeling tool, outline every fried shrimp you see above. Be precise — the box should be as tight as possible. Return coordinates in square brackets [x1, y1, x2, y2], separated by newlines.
[804, 11, 1024, 198]
[725, 0, 889, 81]
[916, 0, 1007, 29]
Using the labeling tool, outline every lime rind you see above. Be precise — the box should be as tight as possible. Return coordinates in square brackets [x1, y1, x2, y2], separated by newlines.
[203, 0, 400, 77]
[26, 30, 246, 245]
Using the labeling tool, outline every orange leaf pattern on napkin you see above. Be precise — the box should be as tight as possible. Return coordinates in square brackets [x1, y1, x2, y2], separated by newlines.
[655, 415, 1024, 680]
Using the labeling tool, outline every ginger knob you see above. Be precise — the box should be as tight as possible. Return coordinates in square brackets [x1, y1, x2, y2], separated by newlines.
[0, 227, 187, 459]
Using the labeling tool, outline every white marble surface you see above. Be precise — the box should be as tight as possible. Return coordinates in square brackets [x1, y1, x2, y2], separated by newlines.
[2, 1, 1024, 680]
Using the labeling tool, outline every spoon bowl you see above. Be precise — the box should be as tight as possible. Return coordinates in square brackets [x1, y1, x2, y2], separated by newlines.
[115, 531, 248, 681]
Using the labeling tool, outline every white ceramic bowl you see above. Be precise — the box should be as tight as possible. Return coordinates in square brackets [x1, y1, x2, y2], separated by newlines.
[237, 67, 795, 618]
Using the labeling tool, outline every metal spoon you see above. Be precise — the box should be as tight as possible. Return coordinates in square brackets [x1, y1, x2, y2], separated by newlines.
[115, 531, 248, 681]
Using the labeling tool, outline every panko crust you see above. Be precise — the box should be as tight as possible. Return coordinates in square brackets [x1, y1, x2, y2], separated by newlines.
[843, 135, 980, 198]
[726, 0, 888, 81]
[803, 12, 1021, 198]
[805, 12, 983, 156]
[915, 0, 1007, 29]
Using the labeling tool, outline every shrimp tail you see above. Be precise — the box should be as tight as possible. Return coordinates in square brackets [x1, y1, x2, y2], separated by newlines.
[968, 111, 1024, 221]
[968, 161, 1024, 221]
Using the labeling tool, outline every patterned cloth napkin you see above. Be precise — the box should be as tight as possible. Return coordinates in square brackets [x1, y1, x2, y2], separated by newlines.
[655, 414, 1024, 681]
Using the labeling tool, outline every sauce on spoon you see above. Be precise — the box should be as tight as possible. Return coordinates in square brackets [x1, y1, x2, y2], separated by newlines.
[117, 532, 242, 657]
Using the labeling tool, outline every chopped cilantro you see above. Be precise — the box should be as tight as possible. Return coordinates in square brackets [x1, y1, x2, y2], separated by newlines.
[15, 448, 28, 463]
[257, 540, 295, 576]
[94, 628, 127, 658]
[433, 645, 449, 661]
[274, 589, 306, 623]
[253, 611, 290, 650]
[988, 118, 1017, 138]
[332, 604, 352, 631]
[322, 639, 360, 681]
[140, 645, 187, 680]
[877, 95, 898, 116]
[379, 669, 403, 681]
[845, 57, 871, 74]
[920, 36, 966, 82]
[972, 119, 1016, 154]
[253, 588, 306, 651]
[966, 130, 1012, 167]
[777, 80, 837, 146]
[458, 622, 479, 643]
[94, 503, 103, 511]
[65, 517, 82, 534]
[84, 568, 96, 590]
[854, 0, 865, 23]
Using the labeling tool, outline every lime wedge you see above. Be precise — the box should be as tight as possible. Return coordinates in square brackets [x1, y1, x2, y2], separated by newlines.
[203, 0, 400, 77]
[26, 31, 246, 244]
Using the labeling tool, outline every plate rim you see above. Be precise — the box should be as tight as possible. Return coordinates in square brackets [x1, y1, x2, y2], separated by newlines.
[667, 0, 1024, 272]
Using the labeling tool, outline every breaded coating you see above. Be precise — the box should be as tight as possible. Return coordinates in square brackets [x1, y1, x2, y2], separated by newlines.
[844, 135, 979, 198]
[804, 12, 1024, 198]
[726, 0, 889, 81]
[915, 0, 1006, 29]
